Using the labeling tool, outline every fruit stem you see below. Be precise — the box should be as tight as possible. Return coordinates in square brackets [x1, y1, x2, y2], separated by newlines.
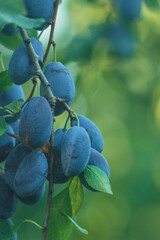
[42, 0, 60, 67]
[21, 77, 37, 109]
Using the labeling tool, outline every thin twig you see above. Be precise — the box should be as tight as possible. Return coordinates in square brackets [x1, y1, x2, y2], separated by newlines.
[42, 0, 60, 67]
[21, 77, 37, 109]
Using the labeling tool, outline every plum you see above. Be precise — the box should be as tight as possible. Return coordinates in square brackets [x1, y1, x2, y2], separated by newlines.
[0, 173, 17, 219]
[23, 0, 56, 30]
[116, 0, 142, 21]
[10, 120, 20, 144]
[8, 37, 43, 85]
[0, 125, 15, 162]
[19, 182, 46, 205]
[61, 126, 91, 177]
[2, 24, 19, 36]
[19, 96, 53, 149]
[0, 84, 25, 123]
[80, 148, 110, 192]
[74, 114, 104, 153]
[40, 62, 75, 116]
[5, 143, 31, 190]
[14, 151, 48, 198]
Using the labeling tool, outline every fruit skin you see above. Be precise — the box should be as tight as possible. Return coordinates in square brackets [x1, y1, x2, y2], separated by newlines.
[10, 120, 20, 144]
[0, 84, 25, 123]
[5, 143, 31, 190]
[6, 219, 17, 240]
[19, 96, 53, 149]
[14, 151, 48, 198]
[61, 126, 91, 177]
[40, 62, 75, 116]
[0, 173, 17, 219]
[74, 114, 104, 153]
[23, 0, 56, 30]
[0, 125, 15, 162]
[2, 24, 19, 36]
[80, 148, 110, 192]
[19, 182, 46, 205]
[116, 0, 142, 21]
[8, 37, 43, 85]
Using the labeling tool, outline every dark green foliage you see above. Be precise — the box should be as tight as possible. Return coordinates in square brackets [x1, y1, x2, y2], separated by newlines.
[19, 96, 53, 149]
[80, 148, 110, 192]
[5, 143, 31, 191]
[40, 62, 75, 116]
[61, 126, 91, 177]
[8, 38, 43, 85]
[0, 84, 25, 123]
[23, 0, 56, 30]
[6, 219, 17, 240]
[14, 150, 48, 198]
[0, 173, 17, 219]
[74, 114, 104, 153]
[0, 125, 15, 163]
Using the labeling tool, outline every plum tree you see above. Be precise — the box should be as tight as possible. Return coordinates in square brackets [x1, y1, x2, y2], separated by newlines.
[0, 84, 25, 122]
[8, 37, 43, 85]
[5, 143, 31, 190]
[61, 126, 91, 177]
[0, 125, 15, 163]
[19, 182, 46, 205]
[23, 0, 56, 30]
[13, 151, 48, 198]
[2, 24, 19, 36]
[40, 62, 75, 116]
[80, 148, 110, 192]
[0, 173, 17, 219]
[19, 96, 53, 149]
[74, 114, 104, 153]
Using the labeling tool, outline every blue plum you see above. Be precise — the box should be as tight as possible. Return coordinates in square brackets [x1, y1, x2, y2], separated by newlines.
[0, 173, 17, 219]
[19, 182, 46, 205]
[116, 0, 142, 21]
[23, 0, 56, 30]
[10, 120, 20, 144]
[8, 37, 43, 85]
[80, 148, 110, 192]
[14, 151, 48, 198]
[19, 96, 53, 149]
[106, 24, 135, 58]
[2, 24, 19, 36]
[0, 125, 15, 162]
[74, 114, 104, 153]
[61, 126, 91, 177]
[6, 219, 17, 240]
[0, 84, 25, 123]
[5, 143, 31, 190]
[40, 62, 75, 116]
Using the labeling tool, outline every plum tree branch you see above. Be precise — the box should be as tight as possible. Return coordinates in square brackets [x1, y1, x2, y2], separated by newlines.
[19, 27, 56, 240]
[42, 0, 60, 67]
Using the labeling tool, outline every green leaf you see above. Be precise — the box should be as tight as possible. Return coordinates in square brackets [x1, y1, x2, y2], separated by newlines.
[3, 99, 23, 114]
[47, 188, 73, 240]
[69, 176, 84, 217]
[0, 219, 14, 240]
[60, 212, 88, 235]
[0, 116, 7, 137]
[0, 0, 45, 30]
[0, 71, 13, 93]
[84, 165, 113, 194]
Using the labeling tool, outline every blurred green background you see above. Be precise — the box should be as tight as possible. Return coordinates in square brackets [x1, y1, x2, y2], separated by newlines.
[2, 0, 160, 239]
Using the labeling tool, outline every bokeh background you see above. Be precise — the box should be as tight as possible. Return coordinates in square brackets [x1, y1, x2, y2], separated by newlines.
[1, 0, 160, 239]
